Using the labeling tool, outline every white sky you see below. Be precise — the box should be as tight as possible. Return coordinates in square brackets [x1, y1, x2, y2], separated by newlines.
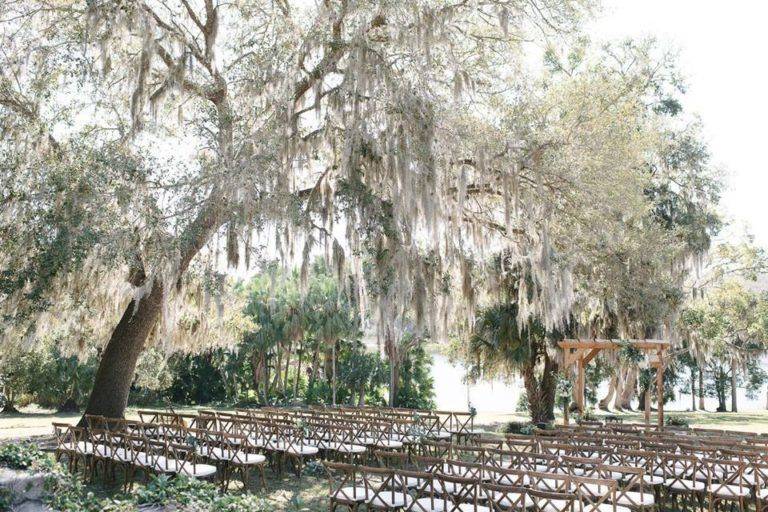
[590, 0, 768, 247]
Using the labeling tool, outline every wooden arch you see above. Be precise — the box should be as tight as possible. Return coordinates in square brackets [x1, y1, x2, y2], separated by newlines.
[558, 339, 670, 429]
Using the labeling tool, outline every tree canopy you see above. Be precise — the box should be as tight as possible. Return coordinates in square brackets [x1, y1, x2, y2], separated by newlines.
[0, 0, 730, 418]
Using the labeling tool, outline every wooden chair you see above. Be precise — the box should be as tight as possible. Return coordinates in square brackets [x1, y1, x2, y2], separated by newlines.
[660, 453, 705, 511]
[702, 458, 749, 512]
[528, 488, 579, 512]
[599, 464, 654, 511]
[482, 482, 530, 511]
[324, 461, 371, 512]
[365, 466, 413, 511]
[52, 423, 77, 471]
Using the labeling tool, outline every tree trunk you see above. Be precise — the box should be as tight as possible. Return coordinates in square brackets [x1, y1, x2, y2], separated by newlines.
[690, 366, 697, 411]
[271, 349, 282, 395]
[698, 367, 705, 411]
[80, 181, 228, 422]
[389, 359, 399, 407]
[358, 385, 366, 406]
[251, 352, 262, 401]
[308, 349, 320, 394]
[618, 366, 637, 410]
[293, 349, 302, 400]
[522, 352, 558, 424]
[282, 344, 291, 395]
[598, 375, 616, 411]
[263, 356, 270, 404]
[715, 368, 727, 412]
[730, 359, 738, 413]
[332, 342, 337, 406]
[81, 280, 165, 422]
[613, 366, 625, 411]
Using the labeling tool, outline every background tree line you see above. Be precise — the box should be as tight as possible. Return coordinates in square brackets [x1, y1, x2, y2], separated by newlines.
[0, 261, 435, 413]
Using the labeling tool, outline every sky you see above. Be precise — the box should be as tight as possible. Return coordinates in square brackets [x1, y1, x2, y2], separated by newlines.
[590, 0, 768, 247]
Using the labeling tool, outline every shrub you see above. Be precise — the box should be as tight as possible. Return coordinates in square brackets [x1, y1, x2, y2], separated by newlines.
[137, 474, 269, 511]
[515, 393, 530, 413]
[666, 415, 690, 427]
[0, 442, 49, 470]
[501, 421, 535, 435]
[0, 488, 13, 511]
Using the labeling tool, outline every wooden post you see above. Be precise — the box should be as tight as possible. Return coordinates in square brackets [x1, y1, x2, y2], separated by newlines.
[657, 350, 665, 430]
[644, 377, 651, 427]
[577, 355, 585, 415]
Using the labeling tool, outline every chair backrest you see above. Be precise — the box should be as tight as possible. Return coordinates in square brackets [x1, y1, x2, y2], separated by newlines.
[660, 453, 697, 485]
[52, 423, 75, 451]
[571, 475, 616, 512]
[561, 455, 600, 478]
[701, 458, 747, 494]
[363, 466, 403, 508]
[528, 488, 578, 512]
[599, 464, 645, 507]
[487, 466, 527, 487]
[540, 442, 573, 456]
[453, 445, 487, 465]
[482, 482, 528, 512]
[374, 449, 408, 469]
[323, 461, 365, 502]
[504, 436, 537, 454]
[435, 472, 479, 512]
[528, 471, 571, 493]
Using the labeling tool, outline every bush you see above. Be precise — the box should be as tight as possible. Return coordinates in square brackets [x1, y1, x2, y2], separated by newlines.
[665, 415, 690, 427]
[0, 442, 49, 470]
[137, 475, 268, 511]
[515, 393, 529, 413]
[393, 344, 436, 409]
[501, 421, 535, 435]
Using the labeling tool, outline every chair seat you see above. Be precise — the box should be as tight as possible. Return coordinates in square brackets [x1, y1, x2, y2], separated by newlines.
[336, 443, 366, 454]
[643, 475, 663, 485]
[435, 480, 468, 495]
[368, 491, 413, 508]
[231, 453, 267, 465]
[405, 476, 426, 488]
[616, 491, 655, 507]
[584, 504, 632, 512]
[581, 482, 611, 497]
[488, 490, 534, 508]
[413, 497, 451, 512]
[534, 478, 568, 493]
[377, 439, 404, 449]
[534, 498, 574, 512]
[665, 479, 706, 492]
[457, 504, 492, 512]
[334, 486, 373, 502]
[286, 445, 319, 456]
[112, 448, 150, 464]
[93, 444, 113, 458]
[708, 484, 750, 498]
[178, 463, 217, 479]
[76, 441, 94, 454]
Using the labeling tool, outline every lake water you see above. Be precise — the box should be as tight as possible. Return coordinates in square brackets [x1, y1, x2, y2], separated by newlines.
[431, 353, 767, 414]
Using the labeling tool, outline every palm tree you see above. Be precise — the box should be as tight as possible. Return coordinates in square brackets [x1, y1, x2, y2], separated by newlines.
[468, 302, 560, 424]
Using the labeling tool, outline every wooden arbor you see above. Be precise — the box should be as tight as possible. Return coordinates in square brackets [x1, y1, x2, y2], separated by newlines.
[558, 339, 670, 429]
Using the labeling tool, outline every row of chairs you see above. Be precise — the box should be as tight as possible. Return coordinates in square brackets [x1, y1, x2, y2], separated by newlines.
[326, 450, 768, 512]
[325, 457, 646, 512]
